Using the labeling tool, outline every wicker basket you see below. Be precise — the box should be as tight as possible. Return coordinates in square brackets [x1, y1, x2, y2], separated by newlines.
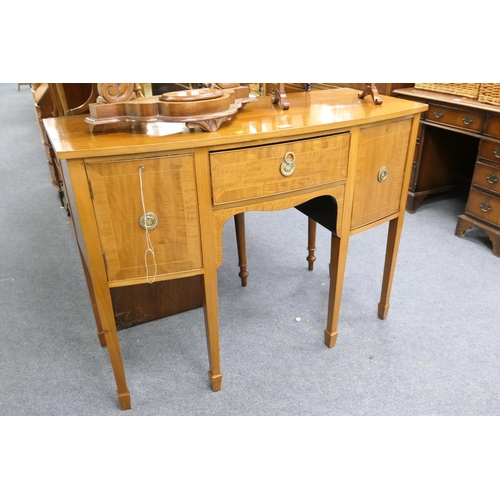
[414, 83, 480, 99]
[478, 84, 500, 106]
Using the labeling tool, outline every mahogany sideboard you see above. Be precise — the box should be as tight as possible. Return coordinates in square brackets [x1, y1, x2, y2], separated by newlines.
[394, 87, 500, 256]
[44, 88, 426, 410]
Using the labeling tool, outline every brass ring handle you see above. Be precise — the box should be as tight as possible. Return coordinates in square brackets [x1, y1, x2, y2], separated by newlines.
[434, 109, 444, 119]
[139, 212, 158, 230]
[378, 166, 388, 182]
[280, 151, 296, 177]
[493, 148, 500, 159]
[463, 116, 474, 125]
[480, 202, 492, 212]
[486, 174, 499, 184]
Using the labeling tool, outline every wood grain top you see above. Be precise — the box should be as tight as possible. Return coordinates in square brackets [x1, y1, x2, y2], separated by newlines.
[44, 88, 427, 159]
[394, 87, 500, 115]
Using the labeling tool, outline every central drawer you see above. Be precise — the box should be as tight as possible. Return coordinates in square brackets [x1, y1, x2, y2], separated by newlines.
[210, 133, 350, 206]
[426, 103, 483, 133]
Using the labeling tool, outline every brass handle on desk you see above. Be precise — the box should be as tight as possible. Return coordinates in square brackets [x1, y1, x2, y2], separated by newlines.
[434, 109, 444, 119]
[493, 148, 500, 159]
[463, 116, 474, 125]
[480, 202, 492, 212]
[378, 166, 388, 182]
[139, 212, 158, 230]
[486, 174, 499, 184]
[280, 152, 296, 177]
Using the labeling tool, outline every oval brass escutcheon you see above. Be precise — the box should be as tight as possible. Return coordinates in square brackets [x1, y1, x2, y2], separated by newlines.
[280, 152, 296, 177]
[377, 166, 388, 182]
[139, 212, 158, 230]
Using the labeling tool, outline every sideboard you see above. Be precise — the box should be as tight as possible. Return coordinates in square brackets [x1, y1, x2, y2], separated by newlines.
[44, 88, 426, 410]
[394, 87, 500, 256]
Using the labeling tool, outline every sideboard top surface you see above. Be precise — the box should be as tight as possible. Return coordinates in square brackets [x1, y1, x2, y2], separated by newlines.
[44, 88, 427, 159]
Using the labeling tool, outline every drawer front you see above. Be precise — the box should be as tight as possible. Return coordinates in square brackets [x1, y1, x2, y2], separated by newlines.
[351, 118, 413, 229]
[483, 115, 500, 139]
[426, 104, 482, 132]
[210, 133, 349, 205]
[466, 188, 500, 227]
[86, 154, 203, 283]
[473, 162, 500, 194]
[478, 139, 500, 164]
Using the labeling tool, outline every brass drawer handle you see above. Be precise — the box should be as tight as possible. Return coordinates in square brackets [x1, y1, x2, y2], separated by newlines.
[378, 166, 388, 182]
[480, 202, 492, 212]
[280, 151, 296, 177]
[433, 109, 444, 119]
[139, 212, 158, 230]
[463, 116, 474, 126]
[486, 174, 499, 184]
[493, 148, 500, 159]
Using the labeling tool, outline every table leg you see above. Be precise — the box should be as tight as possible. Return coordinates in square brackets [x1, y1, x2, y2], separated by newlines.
[378, 217, 403, 319]
[307, 218, 317, 271]
[104, 326, 132, 410]
[324, 233, 350, 348]
[201, 270, 223, 391]
[234, 213, 249, 286]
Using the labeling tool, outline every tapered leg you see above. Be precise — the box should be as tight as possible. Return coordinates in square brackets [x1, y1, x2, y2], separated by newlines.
[201, 270, 222, 391]
[234, 213, 249, 286]
[378, 217, 404, 320]
[104, 326, 131, 410]
[324, 233, 350, 348]
[307, 218, 317, 271]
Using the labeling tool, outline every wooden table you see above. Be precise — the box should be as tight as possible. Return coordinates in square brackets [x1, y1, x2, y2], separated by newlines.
[44, 88, 426, 410]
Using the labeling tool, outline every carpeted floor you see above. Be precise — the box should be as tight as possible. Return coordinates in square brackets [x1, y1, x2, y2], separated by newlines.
[1, 83, 500, 417]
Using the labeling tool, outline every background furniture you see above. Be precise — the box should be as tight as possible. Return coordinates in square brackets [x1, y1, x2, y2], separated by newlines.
[394, 87, 500, 256]
[44, 88, 425, 410]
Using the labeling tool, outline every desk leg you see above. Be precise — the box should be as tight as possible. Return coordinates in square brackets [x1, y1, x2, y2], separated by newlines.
[202, 270, 223, 391]
[324, 233, 349, 348]
[378, 217, 403, 319]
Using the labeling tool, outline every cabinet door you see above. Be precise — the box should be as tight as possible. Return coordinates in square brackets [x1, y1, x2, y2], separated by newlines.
[351, 118, 412, 230]
[86, 154, 202, 284]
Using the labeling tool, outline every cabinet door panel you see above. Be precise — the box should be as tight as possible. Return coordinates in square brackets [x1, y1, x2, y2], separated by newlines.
[86, 154, 202, 283]
[351, 119, 412, 229]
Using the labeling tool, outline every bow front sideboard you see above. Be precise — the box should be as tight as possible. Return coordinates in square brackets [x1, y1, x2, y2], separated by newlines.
[43, 88, 427, 410]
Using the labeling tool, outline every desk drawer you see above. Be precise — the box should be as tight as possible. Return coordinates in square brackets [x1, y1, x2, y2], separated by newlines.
[466, 188, 500, 227]
[210, 133, 349, 205]
[426, 103, 483, 133]
[484, 115, 500, 139]
[472, 161, 500, 195]
[478, 139, 500, 165]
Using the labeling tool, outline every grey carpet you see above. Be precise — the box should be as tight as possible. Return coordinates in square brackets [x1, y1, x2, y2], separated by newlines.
[1, 83, 500, 416]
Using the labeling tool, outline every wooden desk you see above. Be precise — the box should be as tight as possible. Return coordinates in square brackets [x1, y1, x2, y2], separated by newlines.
[44, 88, 426, 410]
[394, 87, 500, 256]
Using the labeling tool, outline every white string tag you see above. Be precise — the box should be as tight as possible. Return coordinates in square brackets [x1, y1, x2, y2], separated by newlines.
[139, 165, 158, 284]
